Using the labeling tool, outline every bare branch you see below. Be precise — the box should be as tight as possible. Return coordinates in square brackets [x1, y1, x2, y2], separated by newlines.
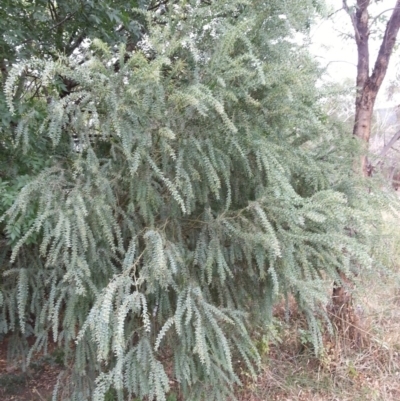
[148, 0, 169, 11]
[324, 59, 357, 68]
[377, 129, 400, 161]
[368, 7, 400, 31]
[48, 12, 76, 32]
[342, 0, 361, 42]
[66, 32, 86, 55]
[48, 0, 58, 22]
[327, 7, 343, 20]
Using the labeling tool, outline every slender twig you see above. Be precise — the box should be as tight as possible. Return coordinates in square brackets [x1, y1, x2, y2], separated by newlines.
[342, 0, 361, 42]
[29, 84, 42, 102]
[19, 12, 76, 46]
[373, 129, 400, 169]
[48, 0, 58, 22]
[66, 32, 85, 55]
[49, 12, 76, 31]
[327, 7, 344, 20]
[324, 59, 357, 68]
[368, 7, 400, 32]
[33, 388, 46, 401]
[310, 8, 343, 41]
[148, 0, 169, 11]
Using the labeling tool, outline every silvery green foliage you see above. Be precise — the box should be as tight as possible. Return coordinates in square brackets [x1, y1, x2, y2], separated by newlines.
[1, 1, 373, 400]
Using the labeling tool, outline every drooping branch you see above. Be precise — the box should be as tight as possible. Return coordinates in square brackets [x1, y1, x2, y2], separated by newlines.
[374, 129, 400, 168]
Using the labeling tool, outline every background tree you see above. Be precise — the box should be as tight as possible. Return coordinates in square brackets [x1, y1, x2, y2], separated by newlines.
[342, 0, 400, 176]
[324, 1, 400, 336]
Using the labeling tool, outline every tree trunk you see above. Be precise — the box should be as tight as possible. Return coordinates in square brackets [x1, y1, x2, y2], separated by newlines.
[354, 100, 374, 175]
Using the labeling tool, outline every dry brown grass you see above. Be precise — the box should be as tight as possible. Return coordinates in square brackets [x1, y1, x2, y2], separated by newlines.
[238, 214, 400, 401]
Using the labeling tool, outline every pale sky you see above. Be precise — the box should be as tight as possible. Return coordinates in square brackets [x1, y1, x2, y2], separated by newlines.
[310, 0, 400, 108]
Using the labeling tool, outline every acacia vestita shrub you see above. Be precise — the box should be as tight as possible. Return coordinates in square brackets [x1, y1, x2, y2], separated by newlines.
[1, 1, 374, 400]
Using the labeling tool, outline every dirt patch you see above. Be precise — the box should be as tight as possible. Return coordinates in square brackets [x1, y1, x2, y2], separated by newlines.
[0, 337, 62, 401]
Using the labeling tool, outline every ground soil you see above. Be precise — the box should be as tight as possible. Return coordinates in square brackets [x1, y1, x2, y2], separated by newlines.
[0, 337, 62, 401]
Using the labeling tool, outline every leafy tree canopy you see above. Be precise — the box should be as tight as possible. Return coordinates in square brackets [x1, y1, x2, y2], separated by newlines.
[0, 0, 147, 221]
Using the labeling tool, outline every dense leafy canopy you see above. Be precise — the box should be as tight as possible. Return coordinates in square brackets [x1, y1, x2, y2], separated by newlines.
[0, 0, 148, 221]
[0, 1, 381, 400]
